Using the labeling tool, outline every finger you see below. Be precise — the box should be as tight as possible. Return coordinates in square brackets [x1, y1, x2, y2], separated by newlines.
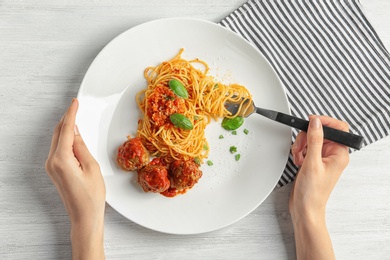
[294, 151, 305, 166]
[48, 114, 65, 158]
[73, 125, 97, 171]
[292, 132, 307, 153]
[310, 115, 349, 132]
[292, 132, 307, 166]
[313, 115, 350, 153]
[305, 116, 324, 163]
[57, 98, 79, 151]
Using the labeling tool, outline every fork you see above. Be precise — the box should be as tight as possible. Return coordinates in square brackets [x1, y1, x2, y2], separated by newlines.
[225, 99, 364, 150]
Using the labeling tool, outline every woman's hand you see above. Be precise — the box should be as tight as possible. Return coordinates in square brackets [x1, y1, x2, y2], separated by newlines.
[45, 98, 105, 260]
[289, 115, 350, 260]
[290, 115, 349, 218]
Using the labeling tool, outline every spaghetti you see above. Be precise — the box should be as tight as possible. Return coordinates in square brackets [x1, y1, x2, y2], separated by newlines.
[136, 48, 252, 164]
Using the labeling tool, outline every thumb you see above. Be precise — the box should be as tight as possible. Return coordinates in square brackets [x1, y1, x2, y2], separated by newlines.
[73, 125, 96, 169]
[305, 116, 324, 163]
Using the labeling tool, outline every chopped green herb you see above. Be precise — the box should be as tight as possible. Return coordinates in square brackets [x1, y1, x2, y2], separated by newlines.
[231, 130, 237, 135]
[244, 129, 249, 135]
[203, 144, 209, 150]
[213, 83, 219, 89]
[229, 146, 237, 154]
[194, 157, 201, 165]
[235, 154, 241, 161]
[194, 115, 199, 120]
[219, 134, 224, 139]
[207, 160, 213, 166]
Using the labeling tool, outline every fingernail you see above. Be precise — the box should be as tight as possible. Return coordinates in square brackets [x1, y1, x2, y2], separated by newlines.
[71, 97, 77, 104]
[74, 125, 80, 135]
[310, 117, 321, 129]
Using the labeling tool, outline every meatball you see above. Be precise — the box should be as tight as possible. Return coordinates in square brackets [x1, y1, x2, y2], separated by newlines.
[137, 158, 170, 193]
[169, 159, 202, 190]
[117, 137, 149, 171]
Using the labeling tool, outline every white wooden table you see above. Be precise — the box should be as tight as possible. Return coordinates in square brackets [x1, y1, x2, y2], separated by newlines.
[1, 1, 389, 259]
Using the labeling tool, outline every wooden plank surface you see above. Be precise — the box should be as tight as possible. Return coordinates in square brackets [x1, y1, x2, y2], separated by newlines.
[0, 0, 389, 259]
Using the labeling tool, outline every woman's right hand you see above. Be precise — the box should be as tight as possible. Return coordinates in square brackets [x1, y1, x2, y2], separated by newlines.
[289, 115, 350, 219]
[289, 115, 350, 260]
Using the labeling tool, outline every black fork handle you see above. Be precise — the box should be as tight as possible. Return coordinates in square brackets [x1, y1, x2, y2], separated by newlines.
[275, 112, 364, 150]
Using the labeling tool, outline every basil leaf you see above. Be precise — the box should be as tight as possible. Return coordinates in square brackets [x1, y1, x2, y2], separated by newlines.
[194, 157, 201, 166]
[169, 79, 188, 98]
[221, 116, 244, 130]
[169, 113, 193, 130]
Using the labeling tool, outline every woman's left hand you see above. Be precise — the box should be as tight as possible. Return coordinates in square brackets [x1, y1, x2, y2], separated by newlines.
[45, 98, 105, 260]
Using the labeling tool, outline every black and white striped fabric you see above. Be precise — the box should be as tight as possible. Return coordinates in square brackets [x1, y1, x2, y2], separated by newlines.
[220, 0, 390, 187]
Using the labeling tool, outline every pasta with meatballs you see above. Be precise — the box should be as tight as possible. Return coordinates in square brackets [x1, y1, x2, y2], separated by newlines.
[116, 49, 251, 197]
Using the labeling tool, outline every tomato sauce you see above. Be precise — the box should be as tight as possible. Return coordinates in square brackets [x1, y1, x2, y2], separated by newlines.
[160, 187, 187, 198]
[146, 84, 186, 128]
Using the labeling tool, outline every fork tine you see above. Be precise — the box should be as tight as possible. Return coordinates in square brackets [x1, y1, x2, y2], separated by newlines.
[225, 98, 256, 118]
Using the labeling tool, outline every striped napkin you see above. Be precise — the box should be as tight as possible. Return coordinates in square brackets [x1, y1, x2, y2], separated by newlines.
[220, 0, 390, 187]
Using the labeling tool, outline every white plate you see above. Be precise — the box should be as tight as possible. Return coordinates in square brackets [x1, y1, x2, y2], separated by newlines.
[77, 18, 291, 235]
